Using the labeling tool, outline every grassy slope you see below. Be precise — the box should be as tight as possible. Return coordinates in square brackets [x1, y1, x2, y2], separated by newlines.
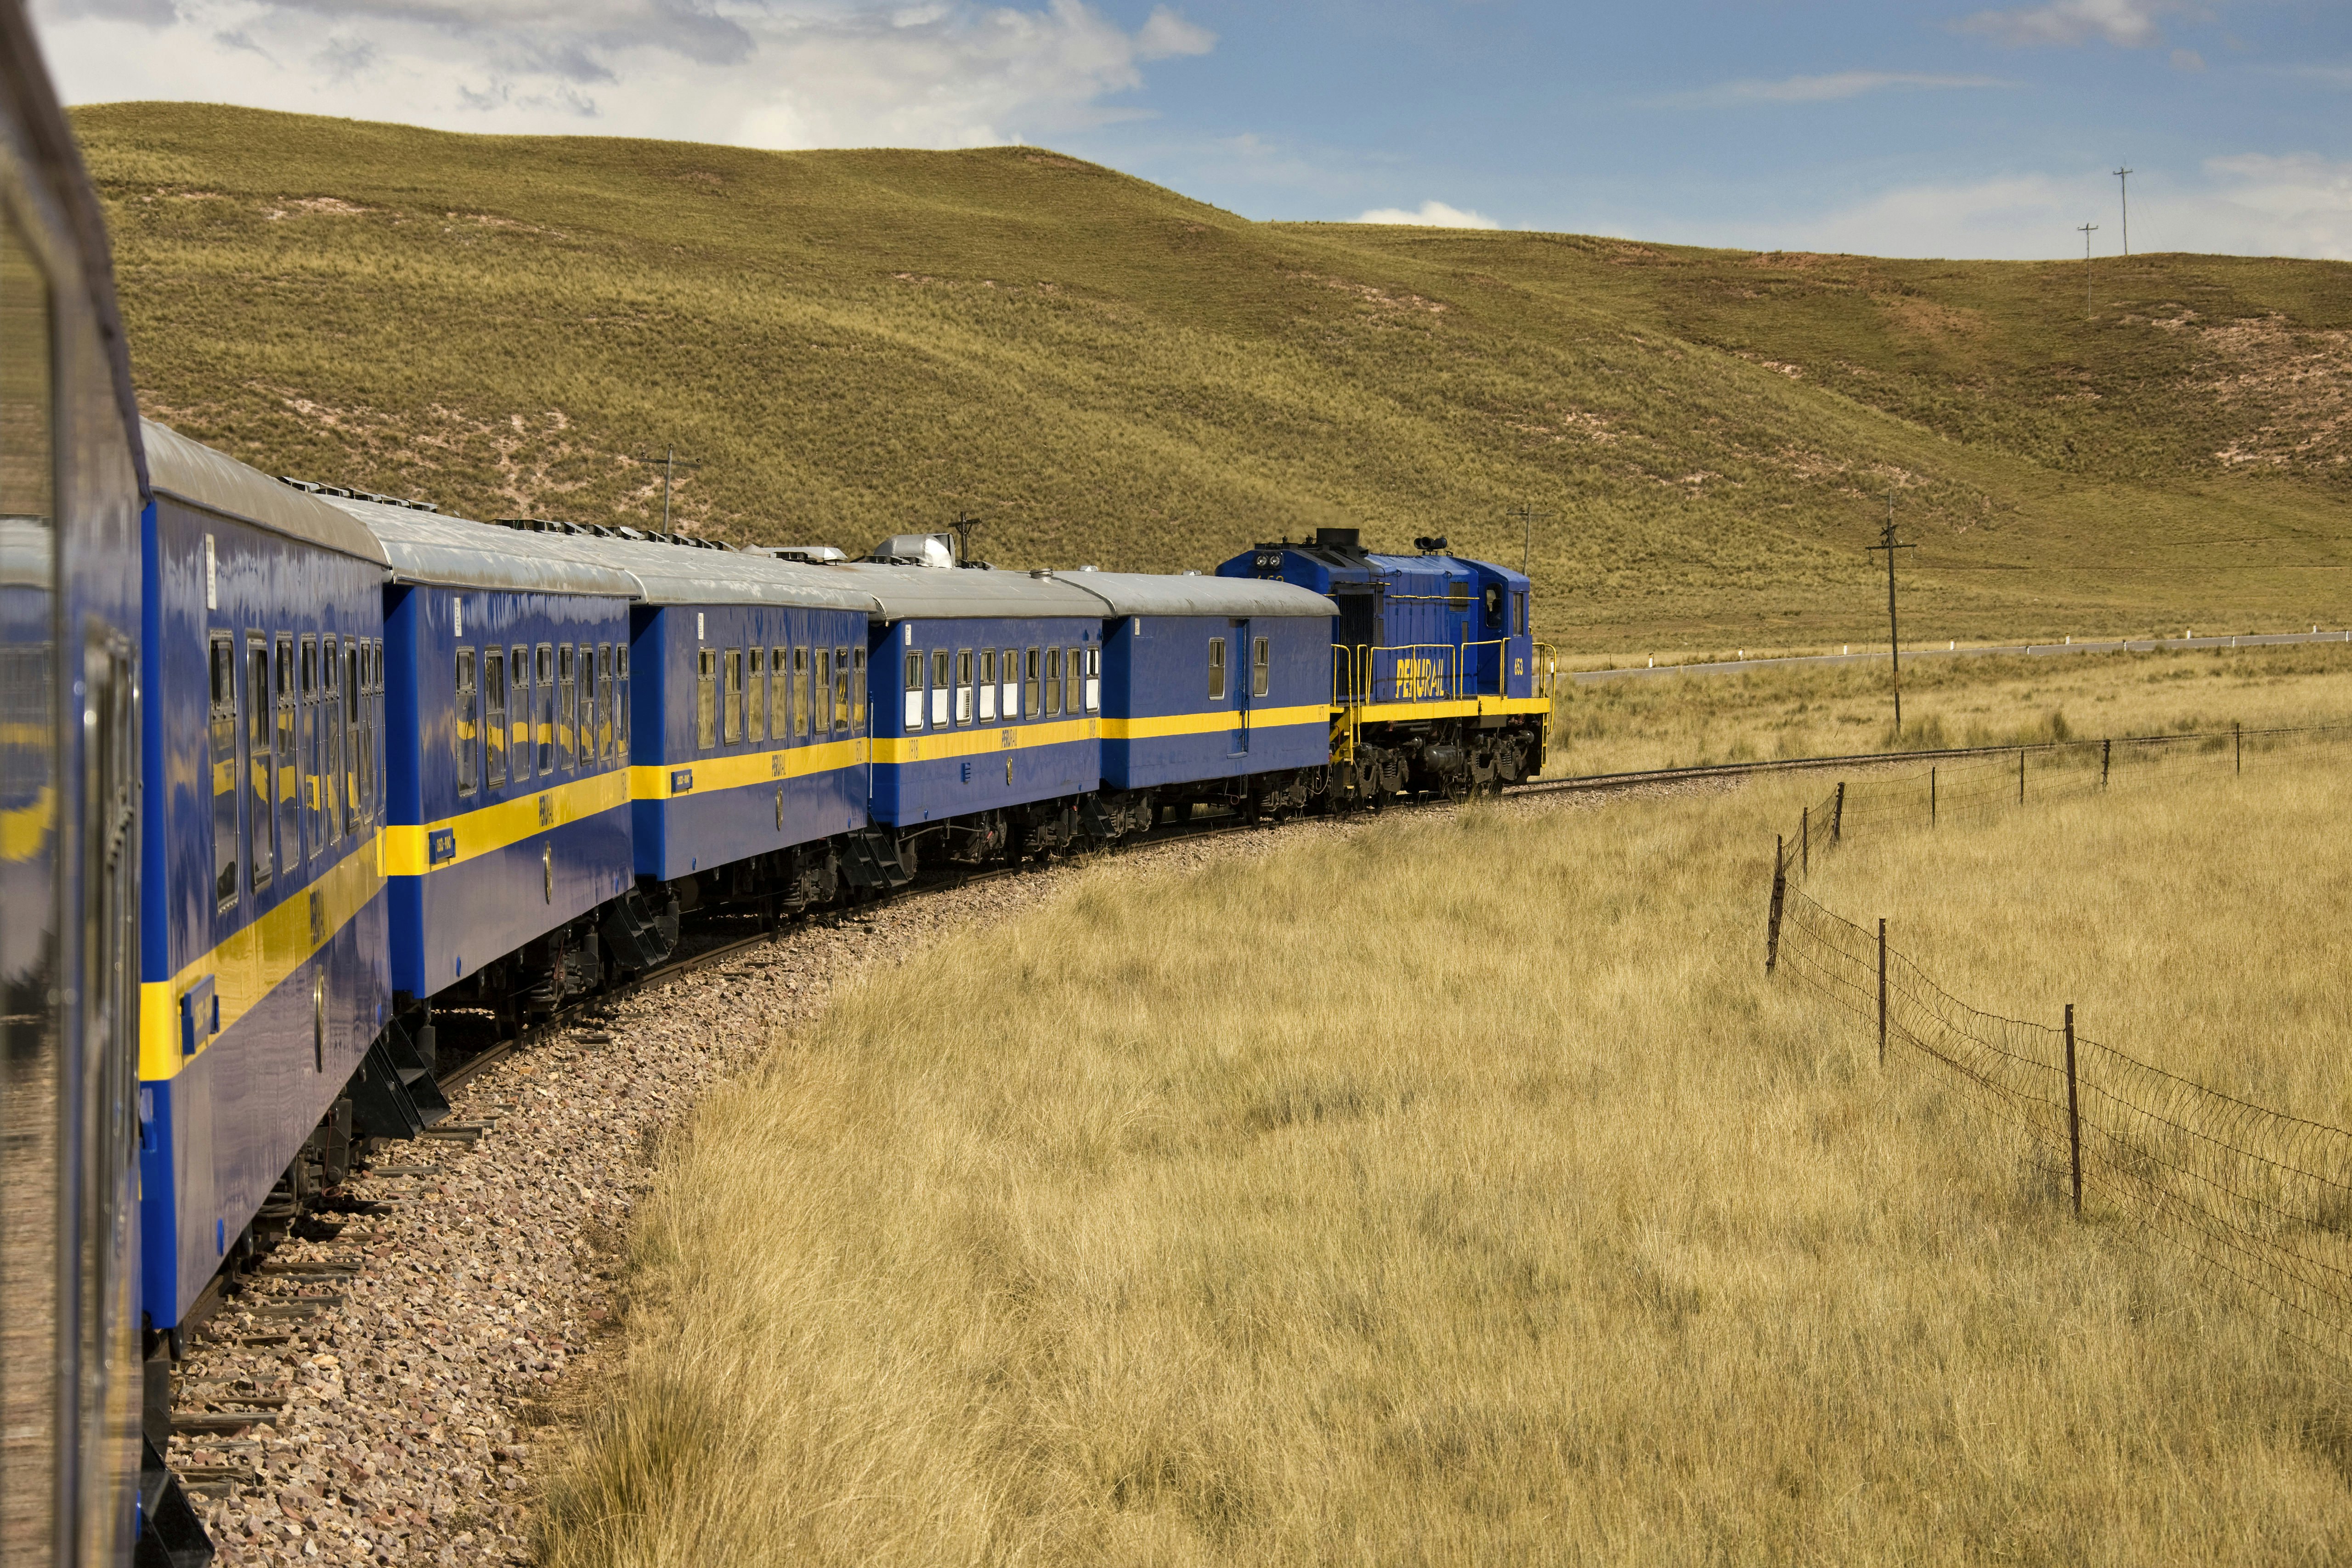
[71, 102, 2352, 648]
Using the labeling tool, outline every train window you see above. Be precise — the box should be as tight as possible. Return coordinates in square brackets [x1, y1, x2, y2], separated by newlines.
[794, 646, 810, 738]
[509, 644, 532, 779]
[745, 645, 764, 745]
[558, 644, 577, 770]
[901, 648, 922, 730]
[1085, 646, 1101, 713]
[323, 638, 345, 844]
[833, 648, 852, 732]
[617, 644, 631, 756]
[454, 646, 479, 797]
[246, 635, 272, 892]
[1002, 648, 1019, 718]
[1251, 637, 1269, 698]
[1044, 647, 1063, 717]
[275, 634, 297, 864]
[769, 646, 789, 740]
[578, 644, 596, 765]
[695, 647, 716, 750]
[930, 650, 950, 728]
[300, 635, 320, 860]
[1207, 637, 1227, 701]
[1483, 583, 1502, 625]
[536, 643, 556, 773]
[816, 648, 835, 733]
[954, 650, 973, 725]
[724, 648, 743, 744]
[1063, 647, 1080, 716]
[594, 645, 611, 759]
[1024, 646, 1041, 718]
[978, 648, 997, 721]
[851, 648, 866, 732]
[207, 634, 236, 903]
[484, 649, 508, 788]
[1515, 592, 1527, 637]
[344, 640, 362, 832]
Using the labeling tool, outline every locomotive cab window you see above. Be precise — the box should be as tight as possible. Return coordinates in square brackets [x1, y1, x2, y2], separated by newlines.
[1207, 637, 1227, 701]
[558, 643, 577, 770]
[695, 647, 717, 750]
[535, 643, 556, 773]
[1044, 647, 1063, 717]
[745, 645, 764, 745]
[244, 634, 271, 893]
[509, 643, 531, 780]
[1483, 583, 1503, 627]
[931, 650, 950, 729]
[1251, 637, 1269, 698]
[454, 646, 479, 797]
[1515, 592, 1528, 637]
[978, 648, 997, 720]
[903, 648, 923, 730]
[724, 647, 744, 744]
[955, 650, 973, 725]
[833, 647, 852, 732]
[484, 648, 508, 788]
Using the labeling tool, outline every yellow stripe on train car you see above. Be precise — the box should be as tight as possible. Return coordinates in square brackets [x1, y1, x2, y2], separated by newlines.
[380, 768, 630, 877]
[628, 736, 870, 801]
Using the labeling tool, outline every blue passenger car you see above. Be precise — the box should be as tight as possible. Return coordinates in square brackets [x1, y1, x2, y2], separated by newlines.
[137, 423, 396, 1333]
[316, 498, 644, 1028]
[845, 558, 1115, 860]
[1078, 572, 1338, 818]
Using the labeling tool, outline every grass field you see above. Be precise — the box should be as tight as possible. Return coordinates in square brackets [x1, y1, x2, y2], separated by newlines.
[535, 762, 2352, 1566]
[1553, 639, 2352, 775]
[68, 103, 2352, 648]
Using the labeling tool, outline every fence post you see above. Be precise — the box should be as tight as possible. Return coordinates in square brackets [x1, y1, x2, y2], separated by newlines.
[2018, 747, 2025, 805]
[2235, 721, 2242, 775]
[1801, 806, 1809, 876]
[1832, 782, 1845, 844]
[2064, 1002, 2082, 1219]
[2102, 738, 2110, 790]
[1877, 918, 1887, 1066]
[1766, 836, 1787, 974]
[1930, 766, 1936, 827]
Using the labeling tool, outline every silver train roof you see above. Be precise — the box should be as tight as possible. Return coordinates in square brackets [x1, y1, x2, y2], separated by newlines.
[531, 533, 882, 612]
[825, 563, 1122, 621]
[142, 420, 390, 566]
[1056, 571, 1335, 619]
[319, 497, 640, 597]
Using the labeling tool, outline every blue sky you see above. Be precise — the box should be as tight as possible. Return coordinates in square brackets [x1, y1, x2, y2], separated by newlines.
[34, 0, 2352, 258]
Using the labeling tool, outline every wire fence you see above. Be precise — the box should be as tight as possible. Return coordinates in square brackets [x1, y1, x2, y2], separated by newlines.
[1763, 723, 2352, 1363]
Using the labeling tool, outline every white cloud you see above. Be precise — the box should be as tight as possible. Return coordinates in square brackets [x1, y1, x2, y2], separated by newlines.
[33, 0, 1215, 149]
[1352, 199, 1499, 229]
[2170, 47, 2204, 71]
[1724, 156, 2352, 261]
[1659, 70, 2007, 108]
[1953, 0, 2182, 48]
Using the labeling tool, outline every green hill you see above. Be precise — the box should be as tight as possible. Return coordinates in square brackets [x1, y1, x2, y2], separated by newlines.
[70, 102, 2352, 649]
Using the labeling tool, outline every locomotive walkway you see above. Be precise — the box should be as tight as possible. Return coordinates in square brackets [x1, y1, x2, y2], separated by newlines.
[1573, 626, 2352, 685]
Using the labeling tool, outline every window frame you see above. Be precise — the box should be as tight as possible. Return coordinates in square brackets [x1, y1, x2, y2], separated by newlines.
[769, 646, 790, 741]
[794, 646, 811, 738]
[954, 649, 973, 725]
[1044, 646, 1063, 717]
[244, 633, 272, 893]
[1251, 636, 1270, 699]
[1002, 647, 1019, 719]
[903, 648, 923, 731]
[558, 643, 578, 771]
[299, 633, 321, 858]
[509, 642, 532, 780]
[978, 648, 998, 721]
[816, 648, 835, 733]
[1207, 637, 1227, 701]
[1024, 646, 1041, 718]
[695, 646, 718, 750]
[454, 645, 480, 798]
[746, 645, 765, 745]
[616, 642, 631, 756]
[833, 647, 851, 733]
[850, 648, 866, 733]
[535, 642, 556, 774]
[210, 632, 239, 908]
[273, 632, 297, 866]
[484, 646, 509, 789]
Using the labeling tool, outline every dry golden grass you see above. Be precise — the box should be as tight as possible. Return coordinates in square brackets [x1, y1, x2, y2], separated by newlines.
[537, 769, 2352, 1566]
[1554, 640, 2352, 776]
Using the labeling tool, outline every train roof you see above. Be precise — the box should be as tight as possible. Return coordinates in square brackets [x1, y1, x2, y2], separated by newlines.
[142, 421, 391, 566]
[1057, 571, 1336, 619]
[526, 533, 883, 613]
[317, 496, 642, 598]
[825, 563, 1114, 622]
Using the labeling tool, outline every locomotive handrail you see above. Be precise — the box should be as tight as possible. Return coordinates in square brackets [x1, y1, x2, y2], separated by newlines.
[1362, 642, 1459, 704]
[1455, 637, 1511, 700]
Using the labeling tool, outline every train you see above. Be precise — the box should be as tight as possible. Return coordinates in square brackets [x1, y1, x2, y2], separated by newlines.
[0, 10, 1555, 1563]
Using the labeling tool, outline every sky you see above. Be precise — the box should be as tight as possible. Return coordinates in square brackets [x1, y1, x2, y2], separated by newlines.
[31, 0, 2352, 260]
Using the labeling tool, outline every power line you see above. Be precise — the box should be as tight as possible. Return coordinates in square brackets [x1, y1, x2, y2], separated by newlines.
[2113, 165, 2133, 257]
[2076, 223, 2099, 318]
[1865, 492, 1918, 734]
[1506, 503, 1556, 576]
[629, 447, 704, 533]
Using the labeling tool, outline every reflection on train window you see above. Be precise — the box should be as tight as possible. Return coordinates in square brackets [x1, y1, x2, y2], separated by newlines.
[724, 647, 743, 744]
[1207, 637, 1227, 701]
[616, 643, 630, 755]
[346, 639, 365, 829]
[793, 646, 810, 738]
[1085, 646, 1101, 713]
[299, 634, 319, 860]
[930, 650, 950, 729]
[558, 643, 577, 770]
[834, 647, 852, 733]
[851, 648, 865, 732]
[954, 650, 973, 725]
[1044, 647, 1063, 717]
[1001, 647, 1018, 719]
[1024, 646, 1041, 718]
[978, 648, 997, 721]
[210, 632, 237, 906]
[1062, 647, 1079, 716]
[744, 645, 763, 746]
[695, 647, 716, 750]
[816, 648, 835, 732]
[1251, 637, 1269, 698]
[274, 634, 297, 864]
[577, 644, 595, 766]
[509, 644, 531, 780]
[535, 643, 555, 773]
[768, 646, 789, 741]
[247, 634, 272, 891]
[454, 645, 479, 797]
[484, 648, 508, 788]
[902, 649, 922, 730]
[323, 636, 345, 844]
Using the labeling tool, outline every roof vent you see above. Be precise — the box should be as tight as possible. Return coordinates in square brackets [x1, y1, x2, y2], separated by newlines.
[872, 533, 955, 569]
[1029, 568, 1055, 579]
[1313, 527, 1361, 549]
[750, 544, 848, 563]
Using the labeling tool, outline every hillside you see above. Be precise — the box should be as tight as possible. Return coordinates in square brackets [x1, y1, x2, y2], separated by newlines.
[70, 102, 2352, 648]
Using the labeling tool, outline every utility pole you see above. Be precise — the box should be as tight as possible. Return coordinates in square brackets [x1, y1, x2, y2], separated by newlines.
[630, 448, 704, 534]
[2076, 223, 2098, 319]
[1507, 503, 1555, 577]
[1866, 492, 1917, 733]
[945, 511, 982, 566]
[2113, 165, 2132, 257]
